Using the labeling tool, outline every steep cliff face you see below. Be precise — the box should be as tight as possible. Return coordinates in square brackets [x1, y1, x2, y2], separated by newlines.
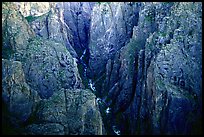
[16, 2, 78, 58]
[25, 89, 103, 135]
[2, 2, 202, 135]
[15, 2, 51, 17]
[63, 2, 94, 56]
[146, 3, 202, 134]
[88, 2, 141, 81]
[2, 2, 35, 60]
[61, 2, 95, 86]
[15, 2, 95, 86]
[2, 2, 104, 135]
[21, 38, 83, 99]
[2, 59, 40, 134]
[97, 2, 202, 135]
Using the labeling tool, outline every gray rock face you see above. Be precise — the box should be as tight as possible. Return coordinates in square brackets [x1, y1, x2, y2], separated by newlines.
[147, 3, 202, 134]
[96, 2, 202, 135]
[2, 2, 104, 135]
[21, 37, 83, 99]
[26, 89, 103, 135]
[88, 2, 141, 79]
[2, 2, 35, 60]
[19, 2, 94, 59]
[101, 2, 156, 112]
[2, 59, 40, 129]
[25, 123, 65, 135]
[63, 2, 94, 56]
[23, 3, 77, 58]
[2, 58, 103, 135]
[15, 2, 52, 17]
[2, 2, 202, 135]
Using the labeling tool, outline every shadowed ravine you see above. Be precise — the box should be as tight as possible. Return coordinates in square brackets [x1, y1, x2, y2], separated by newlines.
[77, 37, 120, 135]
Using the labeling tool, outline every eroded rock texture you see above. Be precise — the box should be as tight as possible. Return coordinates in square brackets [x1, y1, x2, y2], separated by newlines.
[62, 2, 94, 56]
[2, 2, 202, 135]
[88, 2, 141, 80]
[2, 2, 35, 60]
[25, 89, 103, 135]
[95, 2, 202, 135]
[2, 59, 40, 134]
[2, 2, 104, 135]
[21, 38, 83, 99]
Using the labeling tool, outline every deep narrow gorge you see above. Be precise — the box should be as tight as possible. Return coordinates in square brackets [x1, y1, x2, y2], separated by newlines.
[2, 2, 202, 135]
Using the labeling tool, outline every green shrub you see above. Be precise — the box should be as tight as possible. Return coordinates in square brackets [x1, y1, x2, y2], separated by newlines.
[25, 12, 48, 23]
[2, 45, 15, 59]
[145, 14, 154, 22]
[25, 15, 37, 22]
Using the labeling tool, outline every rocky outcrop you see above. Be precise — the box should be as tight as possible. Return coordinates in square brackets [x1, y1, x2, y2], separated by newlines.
[2, 2, 202, 135]
[19, 2, 77, 58]
[15, 2, 95, 85]
[95, 2, 202, 135]
[88, 2, 141, 80]
[21, 37, 83, 99]
[2, 59, 103, 135]
[2, 2, 35, 60]
[17, 2, 95, 60]
[3, 3, 83, 100]
[101, 2, 157, 111]
[2, 2, 104, 135]
[2, 59, 40, 134]
[62, 2, 94, 57]
[145, 3, 202, 134]
[25, 89, 103, 135]
[15, 2, 52, 17]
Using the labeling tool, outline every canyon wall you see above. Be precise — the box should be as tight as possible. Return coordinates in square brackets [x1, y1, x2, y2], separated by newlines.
[2, 2, 202, 135]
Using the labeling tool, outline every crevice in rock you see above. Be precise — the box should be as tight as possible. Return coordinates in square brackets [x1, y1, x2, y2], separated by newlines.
[45, 11, 50, 39]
